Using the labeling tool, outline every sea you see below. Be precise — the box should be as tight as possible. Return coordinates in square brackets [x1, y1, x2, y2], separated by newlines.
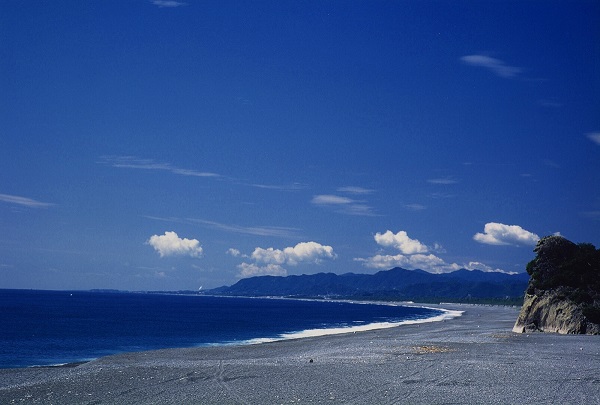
[0, 289, 459, 369]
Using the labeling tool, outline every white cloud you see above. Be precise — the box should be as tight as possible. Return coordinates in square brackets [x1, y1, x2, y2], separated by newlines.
[235, 242, 336, 278]
[404, 204, 426, 211]
[0, 193, 54, 208]
[337, 186, 374, 195]
[151, 0, 187, 7]
[147, 231, 203, 258]
[249, 183, 306, 191]
[538, 99, 562, 108]
[188, 218, 301, 238]
[464, 261, 515, 274]
[311, 194, 376, 216]
[311, 195, 354, 205]
[237, 263, 287, 278]
[355, 253, 515, 274]
[374, 230, 428, 254]
[357, 229, 509, 274]
[226, 248, 242, 257]
[473, 222, 540, 246]
[427, 177, 459, 185]
[586, 132, 600, 146]
[100, 156, 219, 178]
[460, 55, 522, 78]
[355, 253, 448, 273]
[581, 211, 600, 220]
[543, 159, 561, 169]
[252, 242, 336, 266]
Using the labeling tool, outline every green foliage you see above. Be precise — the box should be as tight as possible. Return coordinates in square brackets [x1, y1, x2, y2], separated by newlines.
[526, 237, 600, 325]
[528, 239, 600, 293]
[582, 306, 600, 324]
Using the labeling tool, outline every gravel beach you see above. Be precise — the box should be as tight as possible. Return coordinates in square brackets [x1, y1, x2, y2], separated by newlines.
[1, 304, 598, 404]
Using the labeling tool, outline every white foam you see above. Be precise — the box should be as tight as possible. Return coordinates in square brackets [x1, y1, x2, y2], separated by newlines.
[237, 306, 463, 345]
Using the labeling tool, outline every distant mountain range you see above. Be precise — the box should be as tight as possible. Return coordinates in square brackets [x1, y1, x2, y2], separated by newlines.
[206, 267, 530, 304]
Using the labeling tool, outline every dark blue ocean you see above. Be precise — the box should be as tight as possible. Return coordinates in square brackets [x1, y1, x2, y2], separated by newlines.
[0, 290, 450, 369]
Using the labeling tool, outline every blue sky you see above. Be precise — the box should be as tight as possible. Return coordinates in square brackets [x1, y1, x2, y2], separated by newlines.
[1, 0, 599, 291]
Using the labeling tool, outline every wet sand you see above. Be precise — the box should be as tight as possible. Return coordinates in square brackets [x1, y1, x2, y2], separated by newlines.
[1, 304, 598, 404]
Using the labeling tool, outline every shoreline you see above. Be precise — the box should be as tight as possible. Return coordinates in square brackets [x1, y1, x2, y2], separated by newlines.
[18, 302, 459, 370]
[2, 298, 453, 370]
[1, 303, 598, 404]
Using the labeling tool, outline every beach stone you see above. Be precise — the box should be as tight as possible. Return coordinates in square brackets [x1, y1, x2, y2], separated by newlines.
[1, 304, 599, 404]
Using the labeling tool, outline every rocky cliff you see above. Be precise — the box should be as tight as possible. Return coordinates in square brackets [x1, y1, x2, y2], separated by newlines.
[513, 235, 600, 334]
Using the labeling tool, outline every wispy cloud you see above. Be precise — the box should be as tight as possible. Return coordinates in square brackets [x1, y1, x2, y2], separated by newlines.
[581, 211, 600, 221]
[337, 186, 375, 195]
[246, 182, 307, 191]
[0, 193, 54, 208]
[586, 132, 600, 146]
[460, 55, 522, 78]
[187, 218, 302, 238]
[102, 156, 312, 194]
[312, 195, 354, 205]
[311, 194, 377, 216]
[100, 156, 219, 178]
[542, 159, 561, 169]
[538, 98, 562, 108]
[151, 0, 187, 8]
[473, 222, 540, 246]
[427, 176, 459, 185]
[144, 216, 302, 238]
[404, 203, 426, 211]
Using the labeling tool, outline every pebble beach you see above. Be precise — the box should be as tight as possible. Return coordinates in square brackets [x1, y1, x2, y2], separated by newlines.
[1, 304, 598, 404]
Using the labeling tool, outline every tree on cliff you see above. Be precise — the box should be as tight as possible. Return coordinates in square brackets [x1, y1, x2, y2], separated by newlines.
[527, 237, 600, 291]
[514, 235, 600, 334]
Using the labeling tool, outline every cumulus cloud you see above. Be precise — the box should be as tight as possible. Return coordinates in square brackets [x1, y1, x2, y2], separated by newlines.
[226, 248, 242, 257]
[463, 261, 514, 274]
[311, 194, 376, 216]
[236, 241, 336, 278]
[147, 231, 203, 258]
[252, 242, 336, 266]
[460, 55, 522, 78]
[355, 253, 449, 273]
[473, 222, 540, 246]
[0, 193, 54, 208]
[586, 132, 600, 146]
[358, 230, 450, 273]
[237, 263, 287, 278]
[374, 230, 429, 254]
[357, 229, 509, 274]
